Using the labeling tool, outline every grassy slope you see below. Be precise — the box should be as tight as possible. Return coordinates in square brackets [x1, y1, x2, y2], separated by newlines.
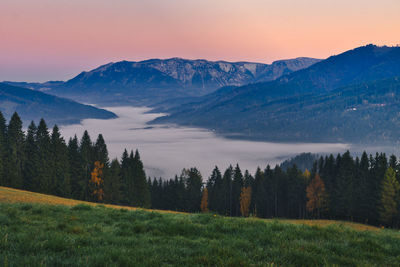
[1, 186, 400, 266]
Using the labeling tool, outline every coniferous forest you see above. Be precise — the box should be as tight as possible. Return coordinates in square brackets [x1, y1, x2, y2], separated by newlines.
[1, 112, 400, 228]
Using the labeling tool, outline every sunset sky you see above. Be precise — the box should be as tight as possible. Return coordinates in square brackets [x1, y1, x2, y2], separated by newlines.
[1, 0, 399, 82]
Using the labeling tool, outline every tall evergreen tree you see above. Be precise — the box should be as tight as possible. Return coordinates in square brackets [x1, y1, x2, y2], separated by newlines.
[253, 167, 266, 217]
[24, 121, 38, 191]
[104, 159, 122, 204]
[379, 167, 400, 225]
[36, 119, 52, 194]
[50, 125, 71, 197]
[185, 168, 203, 212]
[222, 165, 233, 216]
[79, 130, 93, 200]
[231, 164, 244, 216]
[68, 135, 84, 199]
[94, 134, 109, 166]
[0, 111, 6, 186]
[207, 166, 224, 214]
[6, 112, 25, 188]
[120, 149, 132, 205]
[132, 150, 151, 208]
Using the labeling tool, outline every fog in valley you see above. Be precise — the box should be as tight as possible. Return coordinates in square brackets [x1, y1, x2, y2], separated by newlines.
[60, 107, 350, 179]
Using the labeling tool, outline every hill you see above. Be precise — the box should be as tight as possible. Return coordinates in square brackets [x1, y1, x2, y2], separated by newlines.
[154, 45, 400, 144]
[4, 57, 320, 106]
[1, 186, 399, 266]
[0, 83, 116, 125]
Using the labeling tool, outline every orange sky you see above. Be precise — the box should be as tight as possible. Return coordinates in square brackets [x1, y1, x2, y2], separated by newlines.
[0, 0, 399, 82]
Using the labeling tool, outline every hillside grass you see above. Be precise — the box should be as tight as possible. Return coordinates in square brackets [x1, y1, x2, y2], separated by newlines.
[1, 186, 400, 266]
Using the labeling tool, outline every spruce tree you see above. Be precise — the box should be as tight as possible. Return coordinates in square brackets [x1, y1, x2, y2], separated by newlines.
[104, 159, 122, 204]
[79, 130, 93, 200]
[6, 112, 25, 188]
[0, 111, 7, 186]
[379, 167, 400, 225]
[120, 149, 132, 205]
[132, 150, 151, 208]
[94, 134, 109, 166]
[24, 121, 38, 191]
[36, 119, 52, 194]
[207, 166, 223, 213]
[222, 165, 233, 216]
[51, 125, 71, 197]
[185, 168, 203, 212]
[232, 164, 244, 216]
[68, 135, 84, 199]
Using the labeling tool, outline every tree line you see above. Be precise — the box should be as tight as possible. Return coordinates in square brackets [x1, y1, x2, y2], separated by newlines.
[149, 153, 400, 228]
[0, 112, 150, 207]
[1, 112, 400, 228]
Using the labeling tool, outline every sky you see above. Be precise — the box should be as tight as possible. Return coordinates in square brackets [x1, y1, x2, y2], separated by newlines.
[1, 0, 399, 82]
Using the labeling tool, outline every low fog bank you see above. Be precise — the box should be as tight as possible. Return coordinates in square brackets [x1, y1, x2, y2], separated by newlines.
[61, 106, 350, 178]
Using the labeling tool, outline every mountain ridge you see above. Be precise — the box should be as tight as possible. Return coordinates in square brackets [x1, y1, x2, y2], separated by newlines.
[153, 45, 400, 144]
[0, 83, 116, 125]
[4, 57, 321, 106]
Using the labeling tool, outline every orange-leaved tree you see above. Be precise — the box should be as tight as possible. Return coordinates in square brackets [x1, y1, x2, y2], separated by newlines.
[90, 161, 104, 202]
[240, 186, 252, 217]
[201, 188, 209, 213]
[306, 173, 327, 218]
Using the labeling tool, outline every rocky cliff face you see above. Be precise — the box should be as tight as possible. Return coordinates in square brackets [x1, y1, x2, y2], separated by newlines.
[76, 57, 320, 95]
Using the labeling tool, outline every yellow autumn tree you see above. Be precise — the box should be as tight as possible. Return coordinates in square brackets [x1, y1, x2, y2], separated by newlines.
[306, 174, 327, 218]
[90, 161, 104, 202]
[240, 187, 252, 217]
[303, 169, 311, 181]
[200, 188, 209, 213]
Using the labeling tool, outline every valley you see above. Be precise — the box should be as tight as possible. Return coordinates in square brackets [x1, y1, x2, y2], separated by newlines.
[60, 106, 349, 178]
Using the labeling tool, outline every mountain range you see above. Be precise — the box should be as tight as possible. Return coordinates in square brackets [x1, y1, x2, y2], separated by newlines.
[0, 83, 116, 125]
[4, 44, 400, 145]
[5, 57, 320, 106]
[153, 45, 400, 144]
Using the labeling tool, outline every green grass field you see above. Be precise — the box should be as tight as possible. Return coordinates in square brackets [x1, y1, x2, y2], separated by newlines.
[1, 201, 400, 267]
[1, 186, 400, 266]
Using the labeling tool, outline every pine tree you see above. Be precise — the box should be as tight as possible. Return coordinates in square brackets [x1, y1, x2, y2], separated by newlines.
[6, 112, 25, 188]
[36, 119, 52, 193]
[68, 135, 84, 199]
[120, 149, 132, 205]
[287, 165, 307, 218]
[24, 121, 38, 191]
[335, 151, 356, 219]
[185, 168, 203, 212]
[222, 165, 233, 216]
[104, 159, 122, 204]
[207, 166, 224, 213]
[79, 130, 93, 200]
[94, 134, 109, 166]
[50, 125, 71, 197]
[231, 164, 244, 216]
[132, 150, 151, 208]
[253, 167, 266, 217]
[379, 167, 400, 225]
[0, 111, 6, 186]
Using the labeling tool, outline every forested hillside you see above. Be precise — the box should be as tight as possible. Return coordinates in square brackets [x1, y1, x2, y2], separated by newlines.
[154, 45, 400, 144]
[1, 111, 400, 228]
[0, 83, 116, 125]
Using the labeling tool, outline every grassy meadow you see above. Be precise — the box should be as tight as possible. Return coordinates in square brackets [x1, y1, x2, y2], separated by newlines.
[1, 186, 400, 266]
